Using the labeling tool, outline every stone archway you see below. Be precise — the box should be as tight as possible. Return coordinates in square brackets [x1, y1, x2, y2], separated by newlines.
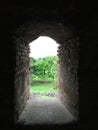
[13, 21, 79, 124]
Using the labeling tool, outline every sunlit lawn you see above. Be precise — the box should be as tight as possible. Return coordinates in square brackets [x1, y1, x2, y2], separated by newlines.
[30, 83, 57, 93]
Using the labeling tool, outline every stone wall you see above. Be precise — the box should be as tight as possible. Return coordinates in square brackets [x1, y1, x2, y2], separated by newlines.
[14, 38, 30, 123]
[57, 38, 79, 119]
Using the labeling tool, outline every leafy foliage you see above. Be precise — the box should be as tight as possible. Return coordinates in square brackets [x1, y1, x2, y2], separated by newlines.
[30, 56, 58, 82]
[29, 56, 58, 90]
[30, 83, 57, 93]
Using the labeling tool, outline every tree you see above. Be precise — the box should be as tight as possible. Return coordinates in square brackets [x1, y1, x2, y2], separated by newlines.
[30, 56, 58, 81]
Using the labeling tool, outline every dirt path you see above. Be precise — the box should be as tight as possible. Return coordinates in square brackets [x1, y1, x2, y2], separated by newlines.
[18, 96, 74, 125]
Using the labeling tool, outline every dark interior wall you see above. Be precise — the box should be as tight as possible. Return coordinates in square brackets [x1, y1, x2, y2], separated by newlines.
[0, 15, 15, 128]
[80, 16, 98, 128]
[0, 1, 97, 129]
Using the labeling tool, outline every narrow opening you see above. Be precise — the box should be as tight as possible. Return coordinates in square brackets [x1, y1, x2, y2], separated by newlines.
[29, 36, 59, 99]
[15, 33, 79, 125]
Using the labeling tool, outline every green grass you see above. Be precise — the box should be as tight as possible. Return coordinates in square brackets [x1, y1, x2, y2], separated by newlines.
[30, 83, 57, 93]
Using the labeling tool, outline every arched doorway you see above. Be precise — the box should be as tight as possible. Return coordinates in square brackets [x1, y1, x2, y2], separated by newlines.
[29, 36, 59, 99]
[14, 22, 79, 125]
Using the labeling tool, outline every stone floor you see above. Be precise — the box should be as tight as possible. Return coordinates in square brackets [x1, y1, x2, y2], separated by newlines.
[17, 95, 74, 125]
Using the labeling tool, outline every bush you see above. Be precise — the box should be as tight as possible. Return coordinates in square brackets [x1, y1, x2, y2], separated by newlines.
[30, 56, 58, 81]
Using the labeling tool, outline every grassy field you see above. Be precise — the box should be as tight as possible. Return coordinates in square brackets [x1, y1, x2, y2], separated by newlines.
[30, 83, 57, 93]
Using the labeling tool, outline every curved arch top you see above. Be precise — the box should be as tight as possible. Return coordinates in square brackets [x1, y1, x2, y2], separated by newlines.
[14, 22, 76, 44]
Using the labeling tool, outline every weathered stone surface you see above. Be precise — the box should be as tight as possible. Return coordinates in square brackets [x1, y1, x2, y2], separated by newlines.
[14, 40, 30, 122]
[57, 38, 79, 119]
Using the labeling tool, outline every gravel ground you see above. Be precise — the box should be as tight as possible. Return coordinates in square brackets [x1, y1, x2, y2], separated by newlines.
[18, 95, 74, 125]
[29, 92, 57, 98]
